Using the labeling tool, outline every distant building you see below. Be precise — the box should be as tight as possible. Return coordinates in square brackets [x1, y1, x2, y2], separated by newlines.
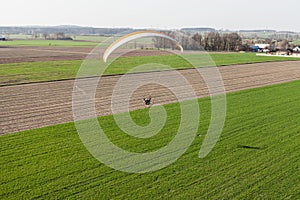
[293, 46, 300, 52]
[255, 44, 270, 49]
[249, 44, 270, 52]
[249, 46, 260, 52]
[0, 35, 6, 41]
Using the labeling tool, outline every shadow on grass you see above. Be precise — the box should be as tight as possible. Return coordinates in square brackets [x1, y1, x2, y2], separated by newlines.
[237, 145, 267, 150]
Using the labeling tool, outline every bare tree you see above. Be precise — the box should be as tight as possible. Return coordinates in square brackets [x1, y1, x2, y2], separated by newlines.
[42, 33, 49, 40]
[206, 32, 222, 51]
[192, 33, 202, 47]
[227, 33, 242, 51]
[32, 32, 38, 39]
[221, 33, 229, 51]
[153, 31, 243, 52]
[279, 39, 289, 50]
[54, 32, 65, 40]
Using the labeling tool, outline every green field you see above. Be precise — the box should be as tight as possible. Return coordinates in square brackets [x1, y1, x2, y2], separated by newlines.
[2, 34, 108, 42]
[1, 80, 299, 199]
[292, 40, 300, 45]
[0, 36, 150, 47]
[0, 40, 98, 47]
[1, 53, 300, 86]
[3, 34, 33, 39]
[0, 60, 83, 85]
[209, 52, 300, 65]
[73, 35, 109, 42]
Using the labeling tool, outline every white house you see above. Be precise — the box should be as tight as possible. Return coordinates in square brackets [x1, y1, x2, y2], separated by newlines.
[0, 35, 6, 41]
[293, 46, 300, 52]
[255, 44, 270, 49]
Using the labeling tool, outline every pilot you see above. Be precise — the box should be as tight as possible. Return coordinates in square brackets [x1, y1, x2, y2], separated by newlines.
[143, 97, 152, 106]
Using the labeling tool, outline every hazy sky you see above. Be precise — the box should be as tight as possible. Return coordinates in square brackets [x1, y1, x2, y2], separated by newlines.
[2, 0, 300, 32]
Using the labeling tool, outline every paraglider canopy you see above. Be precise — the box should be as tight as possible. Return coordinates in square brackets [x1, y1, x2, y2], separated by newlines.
[103, 31, 184, 63]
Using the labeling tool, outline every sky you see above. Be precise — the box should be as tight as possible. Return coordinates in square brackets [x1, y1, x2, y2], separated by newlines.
[2, 0, 300, 32]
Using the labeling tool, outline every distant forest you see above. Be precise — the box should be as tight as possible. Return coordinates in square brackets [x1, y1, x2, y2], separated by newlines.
[0, 26, 133, 36]
[1, 26, 299, 38]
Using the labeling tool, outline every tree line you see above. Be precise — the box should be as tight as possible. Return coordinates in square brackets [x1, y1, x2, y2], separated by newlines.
[0, 26, 132, 35]
[153, 31, 243, 51]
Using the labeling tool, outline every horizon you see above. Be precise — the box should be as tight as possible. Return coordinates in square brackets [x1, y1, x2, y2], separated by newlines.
[1, 24, 299, 33]
[2, 0, 300, 32]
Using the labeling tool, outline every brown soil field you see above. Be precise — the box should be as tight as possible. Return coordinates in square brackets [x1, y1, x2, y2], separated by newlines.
[0, 46, 94, 64]
[0, 47, 172, 64]
[1, 61, 300, 135]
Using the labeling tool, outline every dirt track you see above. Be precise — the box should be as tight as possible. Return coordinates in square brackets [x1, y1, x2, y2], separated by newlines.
[1, 61, 300, 135]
